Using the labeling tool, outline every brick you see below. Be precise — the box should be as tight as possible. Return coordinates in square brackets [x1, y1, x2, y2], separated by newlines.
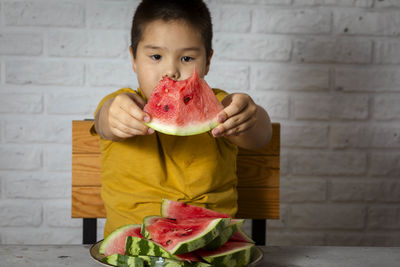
[44, 145, 71, 172]
[251, 92, 289, 119]
[206, 63, 250, 92]
[368, 206, 400, 230]
[0, 146, 41, 170]
[0, 93, 42, 114]
[331, 125, 400, 148]
[5, 118, 71, 144]
[87, 62, 137, 87]
[294, 38, 372, 64]
[375, 40, 400, 64]
[45, 201, 82, 227]
[330, 180, 380, 202]
[282, 124, 328, 148]
[47, 91, 100, 116]
[3, 228, 81, 244]
[211, 5, 251, 33]
[293, 94, 368, 120]
[0, 200, 42, 226]
[253, 8, 331, 34]
[6, 60, 84, 86]
[87, 1, 135, 29]
[213, 34, 291, 62]
[334, 10, 400, 37]
[291, 151, 367, 176]
[335, 67, 400, 92]
[48, 30, 128, 58]
[289, 204, 366, 229]
[293, 0, 373, 7]
[370, 152, 400, 177]
[267, 232, 325, 246]
[374, 0, 400, 8]
[281, 178, 327, 203]
[4, 1, 84, 27]
[0, 33, 42, 55]
[252, 64, 329, 91]
[373, 95, 400, 120]
[326, 233, 400, 246]
[4, 172, 69, 199]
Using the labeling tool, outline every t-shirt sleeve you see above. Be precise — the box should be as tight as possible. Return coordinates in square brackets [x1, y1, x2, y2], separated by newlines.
[212, 88, 229, 103]
[90, 88, 137, 135]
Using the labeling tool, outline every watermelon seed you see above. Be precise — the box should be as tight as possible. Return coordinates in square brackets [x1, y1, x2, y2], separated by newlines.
[184, 227, 192, 232]
[166, 240, 172, 245]
[164, 105, 169, 111]
[183, 96, 191, 104]
[165, 89, 169, 93]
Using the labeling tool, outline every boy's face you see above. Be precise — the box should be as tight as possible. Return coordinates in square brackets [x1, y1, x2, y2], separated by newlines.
[130, 19, 212, 100]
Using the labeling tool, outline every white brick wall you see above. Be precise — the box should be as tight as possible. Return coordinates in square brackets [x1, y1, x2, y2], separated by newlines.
[0, 0, 399, 246]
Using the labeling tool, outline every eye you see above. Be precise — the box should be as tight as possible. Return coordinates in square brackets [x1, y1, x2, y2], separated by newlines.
[181, 56, 193, 62]
[151, 54, 161, 60]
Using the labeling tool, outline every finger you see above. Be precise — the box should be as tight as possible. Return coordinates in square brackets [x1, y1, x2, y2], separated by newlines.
[109, 112, 150, 136]
[223, 117, 256, 137]
[116, 94, 150, 123]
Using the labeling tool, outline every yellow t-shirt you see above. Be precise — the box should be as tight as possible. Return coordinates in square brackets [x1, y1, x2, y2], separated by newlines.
[92, 88, 238, 237]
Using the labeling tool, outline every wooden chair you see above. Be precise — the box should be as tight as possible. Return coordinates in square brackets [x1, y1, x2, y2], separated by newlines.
[72, 120, 280, 245]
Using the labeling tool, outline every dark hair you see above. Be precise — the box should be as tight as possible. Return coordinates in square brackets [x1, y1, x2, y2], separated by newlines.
[130, 0, 213, 59]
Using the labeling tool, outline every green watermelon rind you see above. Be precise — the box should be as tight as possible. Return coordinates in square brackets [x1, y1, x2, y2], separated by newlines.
[99, 224, 142, 255]
[200, 242, 255, 267]
[102, 253, 144, 266]
[125, 236, 178, 260]
[205, 219, 244, 250]
[145, 118, 219, 136]
[142, 216, 231, 255]
[103, 253, 211, 267]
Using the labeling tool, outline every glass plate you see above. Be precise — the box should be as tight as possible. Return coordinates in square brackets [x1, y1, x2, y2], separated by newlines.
[90, 240, 263, 266]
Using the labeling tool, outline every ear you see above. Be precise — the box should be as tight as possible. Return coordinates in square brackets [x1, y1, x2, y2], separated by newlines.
[129, 46, 137, 73]
[204, 49, 213, 75]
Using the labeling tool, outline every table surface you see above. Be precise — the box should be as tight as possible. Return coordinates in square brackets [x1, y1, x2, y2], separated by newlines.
[0, 244, 399, 267]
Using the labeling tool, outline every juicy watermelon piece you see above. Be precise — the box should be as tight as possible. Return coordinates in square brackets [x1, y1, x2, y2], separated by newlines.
[144, 68, 224, 136]
[161, 199, 231, 220]
[229, 226, 255, 243]
[125, 236, 176, 259]
[205, 219, 244, 250]
[99, 224, 143, 256]
[142, 216, 230, 255]
[196, 241, 255, 267]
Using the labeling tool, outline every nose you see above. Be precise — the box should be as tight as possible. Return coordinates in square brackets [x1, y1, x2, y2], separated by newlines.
[163, 62, 180, 80]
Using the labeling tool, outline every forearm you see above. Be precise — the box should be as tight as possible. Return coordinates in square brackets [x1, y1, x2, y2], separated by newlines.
[225, 105, 272, 150]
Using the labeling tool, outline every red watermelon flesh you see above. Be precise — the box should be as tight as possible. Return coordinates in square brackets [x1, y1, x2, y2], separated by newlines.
[142, 216, 229, 255]
[161, 199, 230, 219]
[99, 224, 143, 256]
[144, 68, 224, 136]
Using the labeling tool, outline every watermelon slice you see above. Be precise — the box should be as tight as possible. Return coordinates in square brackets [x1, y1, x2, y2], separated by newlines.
[141, 216, 230, 255]
[229, 226, 255, 244]
[161, 199, 230, 220]
[99, 224, 143, 256]
[125, 236, 176, 259]
[102, 253, 144, 266]
[144, 68, 224, 136]
[205, 219, 244, 250]
[196, 241, 255, 267]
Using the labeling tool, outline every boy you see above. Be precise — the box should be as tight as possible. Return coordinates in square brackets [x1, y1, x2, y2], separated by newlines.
[93, 0, 272, 237]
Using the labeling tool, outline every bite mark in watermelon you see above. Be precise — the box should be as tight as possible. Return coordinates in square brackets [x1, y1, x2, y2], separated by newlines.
[161, 199, 230, 220]
[99, 224, 143, 256]
[142, 215, 230, 255]
[144, 69, 224, 136]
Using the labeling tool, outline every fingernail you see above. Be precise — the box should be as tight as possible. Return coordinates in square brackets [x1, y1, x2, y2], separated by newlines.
[147, 128, 155, 134]
[144, 115, 150, 123]
[212, 128, 220, 137]
[218, 114, 226, 123]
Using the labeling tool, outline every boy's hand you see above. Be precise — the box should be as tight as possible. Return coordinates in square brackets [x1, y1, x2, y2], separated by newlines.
[98, 93, 154, 140]
[212, 93, 257, 137]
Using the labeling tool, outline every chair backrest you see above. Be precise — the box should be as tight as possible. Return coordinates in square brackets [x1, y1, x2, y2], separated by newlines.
[71, 120, 280, 220]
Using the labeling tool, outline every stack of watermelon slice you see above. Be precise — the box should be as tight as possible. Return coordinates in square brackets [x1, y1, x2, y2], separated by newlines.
[99, 199, 257, 267]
